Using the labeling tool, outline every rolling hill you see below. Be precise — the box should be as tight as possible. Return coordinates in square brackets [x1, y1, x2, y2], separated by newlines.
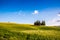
[0, 23, 60, 40]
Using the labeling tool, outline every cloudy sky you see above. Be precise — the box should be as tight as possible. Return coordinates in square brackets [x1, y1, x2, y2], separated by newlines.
[0, 0, 60, 26]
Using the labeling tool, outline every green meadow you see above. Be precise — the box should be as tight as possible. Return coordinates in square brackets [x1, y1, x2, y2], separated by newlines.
[0, 23, 60, 40]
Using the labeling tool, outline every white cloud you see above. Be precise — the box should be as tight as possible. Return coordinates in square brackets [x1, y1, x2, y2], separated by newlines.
[46, 17, 60, 26]
[39, 8, 60, 26]
[57, 13, 60, 16]
[32, 10, 39, 14]
[17, 10, 22, 15]
[17, 10, 25, 16]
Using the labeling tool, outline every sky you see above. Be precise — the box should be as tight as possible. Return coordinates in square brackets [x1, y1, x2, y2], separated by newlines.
[0, 0, 60, 26]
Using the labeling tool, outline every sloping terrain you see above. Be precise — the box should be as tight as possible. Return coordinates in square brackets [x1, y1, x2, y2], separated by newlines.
[0, 23, 60, 40]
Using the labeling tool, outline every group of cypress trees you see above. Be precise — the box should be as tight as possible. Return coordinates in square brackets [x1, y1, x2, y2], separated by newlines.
[34, 20, 45, 26]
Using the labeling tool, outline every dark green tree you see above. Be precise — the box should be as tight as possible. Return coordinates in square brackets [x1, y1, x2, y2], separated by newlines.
[34, 20, 41, 26]
[41, 20, 45, 25]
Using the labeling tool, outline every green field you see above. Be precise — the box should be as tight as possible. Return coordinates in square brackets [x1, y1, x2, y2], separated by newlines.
[0, 23, 60, 40]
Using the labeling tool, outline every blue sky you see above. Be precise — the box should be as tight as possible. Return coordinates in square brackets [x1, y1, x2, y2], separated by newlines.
[0, 0, 60, 26]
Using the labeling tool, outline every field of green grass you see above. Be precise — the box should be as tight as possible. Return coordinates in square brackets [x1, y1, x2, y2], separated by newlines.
[0, 23, 60, 40]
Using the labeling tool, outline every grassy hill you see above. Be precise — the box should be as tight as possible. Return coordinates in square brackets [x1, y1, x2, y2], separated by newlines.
[0, 23, 60, 40]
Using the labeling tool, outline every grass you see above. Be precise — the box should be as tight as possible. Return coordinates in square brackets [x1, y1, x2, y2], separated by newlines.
[0, 23, 60, 40]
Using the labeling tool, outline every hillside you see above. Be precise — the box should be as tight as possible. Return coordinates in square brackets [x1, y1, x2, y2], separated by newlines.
[0, 23, 60, 40]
